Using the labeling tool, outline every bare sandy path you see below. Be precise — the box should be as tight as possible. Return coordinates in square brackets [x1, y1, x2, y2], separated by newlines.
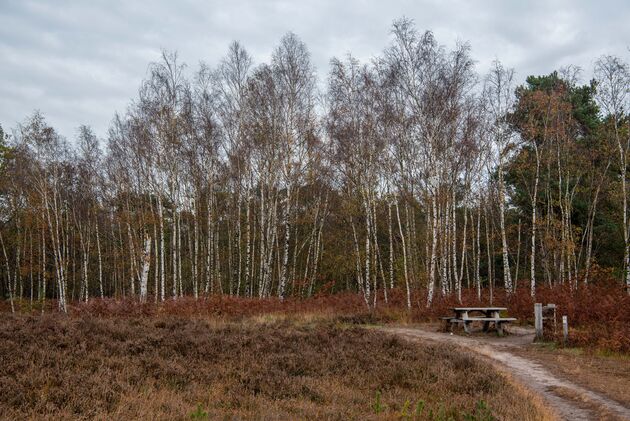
[382, 326, 630, 421]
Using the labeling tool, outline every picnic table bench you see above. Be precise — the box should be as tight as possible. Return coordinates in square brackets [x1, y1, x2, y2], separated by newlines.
[441, 307, 516, 335]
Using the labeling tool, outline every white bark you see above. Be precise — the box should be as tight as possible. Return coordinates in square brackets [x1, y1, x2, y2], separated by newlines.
[394, 200, 411, 309]
[427, 196, 438, 307]
[498, 164, 513, 293]
[193, 201, 199, 299]
[96, 219, 103, 299]
[0, 232, 15, 313]
[158, 195, 165, 301]
[530, 142, 540, 297]
[139, 232, 151, 302]
[245, 193, 252, 297]
[475, 204, 481, 300]
[388, 200, 395, 290]
[278, 188, 291, 299]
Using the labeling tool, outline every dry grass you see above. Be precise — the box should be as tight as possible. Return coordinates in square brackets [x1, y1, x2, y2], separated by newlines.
[548, 386, 626, 421]
[0, 313, 546, 420]
[514, 344, 630, 409]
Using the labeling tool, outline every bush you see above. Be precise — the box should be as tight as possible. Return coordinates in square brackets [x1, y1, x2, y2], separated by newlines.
[5, 280, 629, 352]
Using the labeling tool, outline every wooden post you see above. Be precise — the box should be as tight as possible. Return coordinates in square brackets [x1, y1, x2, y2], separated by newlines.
[534, 303, 543, 340]
[562, 315, 568, 345]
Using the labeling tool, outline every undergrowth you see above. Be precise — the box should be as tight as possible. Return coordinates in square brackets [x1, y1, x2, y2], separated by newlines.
[2, 281, 629, 352]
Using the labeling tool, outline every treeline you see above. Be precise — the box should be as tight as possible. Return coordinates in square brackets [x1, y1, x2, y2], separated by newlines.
[1, 19, 629, 312]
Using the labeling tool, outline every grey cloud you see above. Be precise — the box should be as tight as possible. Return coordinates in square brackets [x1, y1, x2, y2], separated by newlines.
[1, 0, 628, 140]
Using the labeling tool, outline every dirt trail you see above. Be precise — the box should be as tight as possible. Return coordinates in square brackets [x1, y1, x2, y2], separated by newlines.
[383, 326, 630, 421]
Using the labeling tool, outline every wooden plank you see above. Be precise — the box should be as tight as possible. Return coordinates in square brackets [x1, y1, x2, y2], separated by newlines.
[452, 307, 507, 310]
[444, 314, 515, 335]
[451, 307, 507, 311]
[460, 317, 516, 321]
[447, 318, 516, 323]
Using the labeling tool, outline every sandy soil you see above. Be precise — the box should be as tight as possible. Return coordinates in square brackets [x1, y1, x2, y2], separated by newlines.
[382, 325, 630, 421]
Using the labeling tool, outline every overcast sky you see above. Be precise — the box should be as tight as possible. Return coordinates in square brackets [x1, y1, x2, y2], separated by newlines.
[1, 0, 629, 141]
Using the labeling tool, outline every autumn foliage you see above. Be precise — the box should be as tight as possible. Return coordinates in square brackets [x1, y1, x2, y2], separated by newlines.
[4, 279, 629, 352]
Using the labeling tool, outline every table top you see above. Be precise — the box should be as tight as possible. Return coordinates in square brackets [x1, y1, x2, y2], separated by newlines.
[451, 307, 507, 311]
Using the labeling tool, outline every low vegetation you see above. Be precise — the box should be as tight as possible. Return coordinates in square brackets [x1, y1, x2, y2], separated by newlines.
[0, 282, 625, 419]
[0, 313, 547, 420]
[514, 343, 630, 411]
[3, 281, 630, 352]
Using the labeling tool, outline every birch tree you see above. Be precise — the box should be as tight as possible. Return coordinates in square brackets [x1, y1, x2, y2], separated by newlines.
[595, 55, 630, 291]
[484, 61, 516, 293]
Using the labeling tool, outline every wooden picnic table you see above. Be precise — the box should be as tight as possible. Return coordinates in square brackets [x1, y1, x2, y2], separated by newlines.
[442, 307, 516, 335]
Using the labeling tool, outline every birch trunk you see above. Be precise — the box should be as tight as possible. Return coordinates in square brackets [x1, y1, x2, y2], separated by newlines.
[475, 204, 482, 300]
[139, 232, 151, 303]
[278, 188, 291, 299]
[363, 195, 372, 304]
[0, 232, 15, 313]
[395, 200, 411, 309]
[158, 195, 166, 301]
[193, 201, 199, 299]
[615, 120, 630, 292]
[350, 216, 367, 306]
[153, 216, 159, 302]
[245, 193, 251, 297]
[498, 163, 513, 293]
[427, 196, 438, 307]
[388, 200, 395, 291]
[171, 210, 177, 299]
[514, 218, 521, 289]
[208, 198, 217, 294]
[484, 201, 493, 304]
[177, 210, 182, 297]
[458, 193, 468, 303]
[530, 142, 540, 297]
[96, 219, 103, 298]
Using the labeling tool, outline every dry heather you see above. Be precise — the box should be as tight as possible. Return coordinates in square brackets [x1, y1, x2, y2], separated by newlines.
[5, 279, 630, 353]
[0, 314, 545, 420]
[78, 282, 630, 353]
[5, 280, 630, 353]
